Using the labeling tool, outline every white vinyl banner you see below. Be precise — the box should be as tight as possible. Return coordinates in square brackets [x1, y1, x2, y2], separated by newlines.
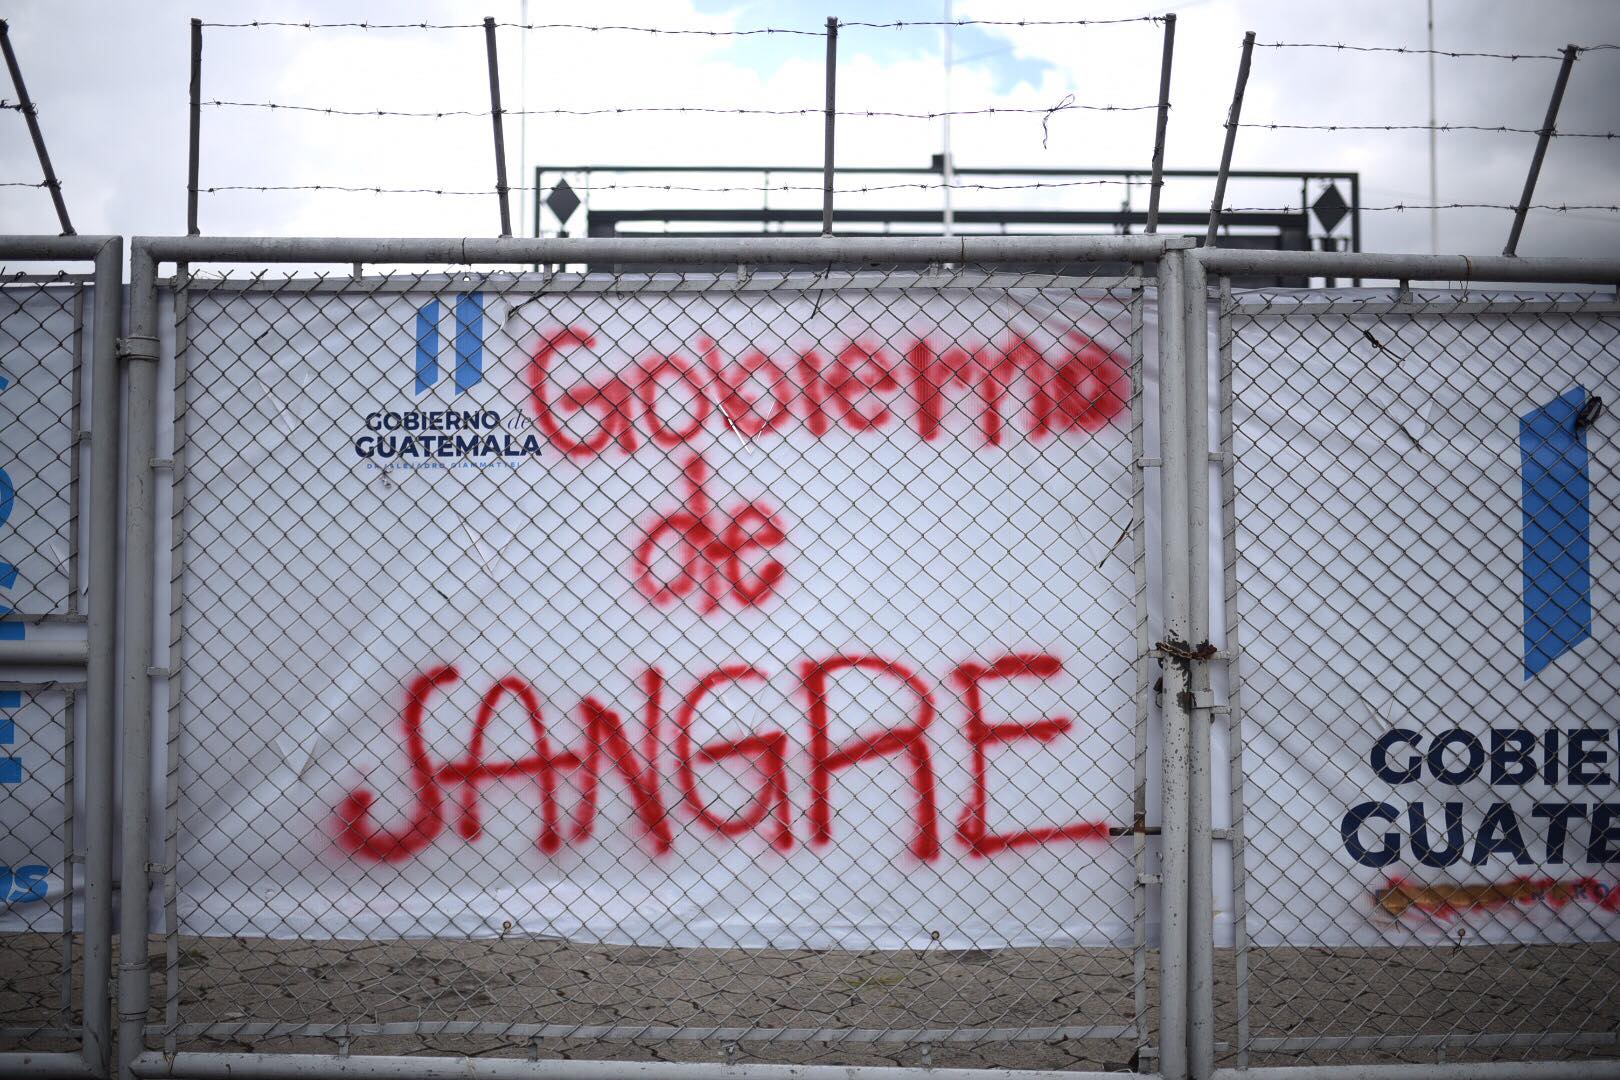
[171, 281, 1143, 947]
[0, 284, 78, 932]
[1233, 295, 1620, 946]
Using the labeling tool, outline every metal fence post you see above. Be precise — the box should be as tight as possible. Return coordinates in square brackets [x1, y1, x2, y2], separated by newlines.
[80, 236, 123, 1079]
[1503, 44, 1578, 257]
[483, 16, 513, 239]
[1145, 13, 1176, 235]
[187, 19, 201, 236]
[1181, 249, 1215, 1080]
[1157, 248, 1193, 1080]
[116, 244, 161, 1080]
[0, 19, 75, 236]
[1205, 32, 1255, 250]
[822, 17, 838, 235]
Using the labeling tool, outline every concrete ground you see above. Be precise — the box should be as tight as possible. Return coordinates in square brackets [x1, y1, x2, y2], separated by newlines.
[3, 934, 1617, 1071]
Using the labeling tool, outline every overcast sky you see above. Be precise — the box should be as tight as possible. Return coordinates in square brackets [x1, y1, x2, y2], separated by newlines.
[2, 0, 1617, 258]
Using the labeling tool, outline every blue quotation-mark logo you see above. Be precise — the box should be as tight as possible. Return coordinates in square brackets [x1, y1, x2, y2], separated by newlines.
[414, 293, 485, 395]
[1520, 385, 1594, 679]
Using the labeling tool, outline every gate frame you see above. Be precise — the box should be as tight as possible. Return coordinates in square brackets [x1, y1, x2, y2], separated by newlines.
[0, 234, 123, 1080]
[119, 232, 1188, 1080]
[1191, 245, 1620, 1080]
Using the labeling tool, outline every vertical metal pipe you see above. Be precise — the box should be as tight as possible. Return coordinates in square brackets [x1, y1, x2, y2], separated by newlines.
[80, 235, 122, 1079]
[1216, 276, 1250, 1070]
[484, 17, 513, 238]
[0, 19, 75, 235]
[1205, 32, 1255, 250]
[1503, 45, 1578, 257]
[117, 245, 161, 1080]
[822, 17, 838, 236]
[187, 19, 201, 236]
[1145, 14, 1176, 234]
[1156, 249, 1193, 1080]
[1426, 0, 1439, 255]
[1182, 251, 1214, 1080]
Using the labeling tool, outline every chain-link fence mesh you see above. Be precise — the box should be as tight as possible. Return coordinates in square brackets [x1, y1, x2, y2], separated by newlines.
[154, 266, 1156, 1070]
[1219, 282, 1620, 1069]
[0, 272, 91, 1059]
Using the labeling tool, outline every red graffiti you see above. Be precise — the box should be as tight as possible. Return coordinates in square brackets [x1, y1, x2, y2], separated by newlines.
[1376, 874, 1620, 921]
[802, 656, 940, 861]
[337, 665, 675, 862]
[526, 325, 1127, 460]
[337, 652, 1115, 865]
[630, 452, 787, 614]
[672, 664, 792, 851]
[952, 654, 1110, 855]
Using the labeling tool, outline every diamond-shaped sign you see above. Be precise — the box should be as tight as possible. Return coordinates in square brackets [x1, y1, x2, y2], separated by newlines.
[1311, 183, 1349, 234]
[546, 179, 581, 225]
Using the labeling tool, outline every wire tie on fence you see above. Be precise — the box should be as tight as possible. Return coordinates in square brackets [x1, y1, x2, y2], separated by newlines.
[1576, 394, 1604, 431]
[1041, 93, 1074, 148]
[1153, 639, 1216, 662]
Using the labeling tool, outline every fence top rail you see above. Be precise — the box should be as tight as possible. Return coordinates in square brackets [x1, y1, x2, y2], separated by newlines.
[1195, 246, 1620, 286]
[133, 233, 1193, 268]
[0, 234, 120, 260]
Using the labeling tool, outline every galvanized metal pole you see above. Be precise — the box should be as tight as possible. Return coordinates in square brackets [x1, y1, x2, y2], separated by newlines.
[1145, 14, 1177, 235]
[822, 17, 838, 236]
[0, 19, 74, 235]
[1205, 32, 1255, 250]
[1503, 44, 1578, 257]
[1156, 249, 1193, 1080]
[484, 17, 513, 238]
[1426, 0, 1439, 255]
[187, 19, 201, 236]
[1181, 251, 1215, 1080]
[117, 245, 162, 1080]
[80, 235, 123, 1079]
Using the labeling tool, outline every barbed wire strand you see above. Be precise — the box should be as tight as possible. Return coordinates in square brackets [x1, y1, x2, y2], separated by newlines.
[201, 99, 1158, 120]
[1255, 41, 1564, 60]
[197, 17, 1160, 33]
[0, 181, 48, 188]
[1260, 40, 1620, 57]
[1241, 122, 1618, 138]
[1227, 202, 1620, 213]
[199, 178, 1143, 197]
[192, 186, 1620, 214]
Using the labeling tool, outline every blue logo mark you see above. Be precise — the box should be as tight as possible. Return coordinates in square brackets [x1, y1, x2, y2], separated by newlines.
[1520, 385, 1593, 679]
[0, 690, 19, 785]
[0, 864, 48, 903]
[414, 293, 486, 395]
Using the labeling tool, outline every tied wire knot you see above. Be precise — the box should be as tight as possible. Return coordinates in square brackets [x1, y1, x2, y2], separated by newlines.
[1042, 94, 1075, 149]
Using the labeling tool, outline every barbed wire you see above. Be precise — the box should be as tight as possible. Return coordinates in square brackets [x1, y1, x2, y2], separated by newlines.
[1240, 122, 1618, 138]
[201, 99, 1158, 120]
[1226, 202, 1620, 213]
[200, 177, 1141, 198]
[1255, 41, 1565, 60]
[0, 100, 23, 111]
[0, 181, 48, 188]
[198, 17, 1160, 33]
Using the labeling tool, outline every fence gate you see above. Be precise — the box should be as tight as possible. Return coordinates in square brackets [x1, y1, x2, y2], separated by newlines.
[128, 236, 1175, 1078]
[0, 235, 122, 1080]
[1212, 259, 1620, 1073]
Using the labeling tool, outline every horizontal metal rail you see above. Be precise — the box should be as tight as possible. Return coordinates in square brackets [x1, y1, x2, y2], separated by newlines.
[0, 234, 120, 260]
[132, 1053, 1150, 1080]
[1195, 246, 1620, 285]
[167, 1021, 1139, 1043]
[136, 233, 1192, 266]
[0, 1053, 100, 1079]
[0, 638, 89, 667]
[1212, 1063, 1620, 1080]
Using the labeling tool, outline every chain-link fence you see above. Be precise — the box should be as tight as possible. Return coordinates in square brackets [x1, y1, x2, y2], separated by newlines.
[4, 234, 1619, 1080]
[0, 235, 122, 1080]
[1215, 268, 1620, 1072]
